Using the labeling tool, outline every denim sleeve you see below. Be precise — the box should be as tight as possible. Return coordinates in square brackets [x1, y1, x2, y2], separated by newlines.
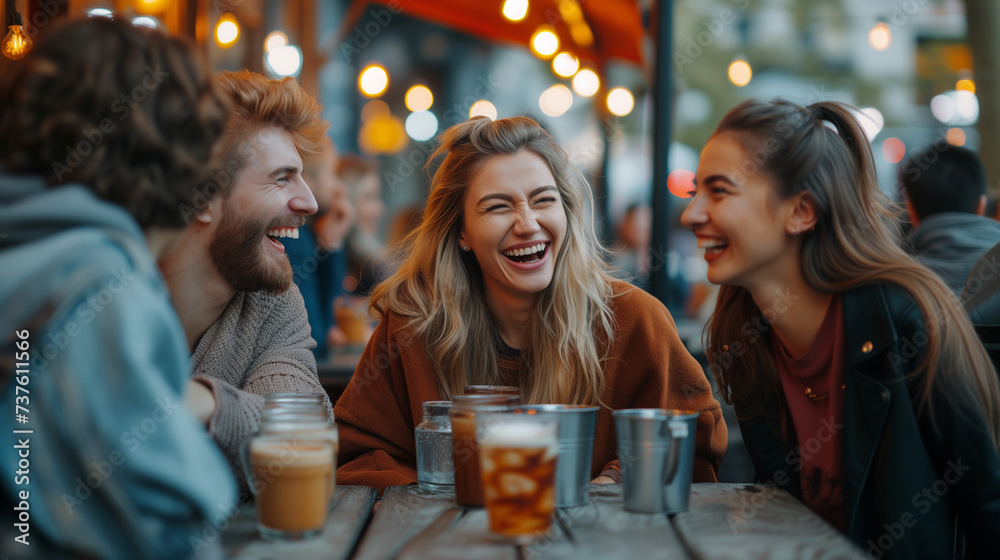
[1, 268, 237, 560]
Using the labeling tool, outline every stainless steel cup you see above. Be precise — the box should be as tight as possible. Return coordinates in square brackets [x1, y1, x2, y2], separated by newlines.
[517, 404, 599, 508]
[613, 409, 698, 514]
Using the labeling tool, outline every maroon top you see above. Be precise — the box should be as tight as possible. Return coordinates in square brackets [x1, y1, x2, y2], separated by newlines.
[772, 294, 848, 533]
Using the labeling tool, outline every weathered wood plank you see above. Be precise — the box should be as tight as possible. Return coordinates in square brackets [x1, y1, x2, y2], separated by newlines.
[673, 483, 863, 560]
[351, 485, 459, 560]
[224, 485, 377, 560]
[397, 504, 519, 560]
[524, 483, 687, 560]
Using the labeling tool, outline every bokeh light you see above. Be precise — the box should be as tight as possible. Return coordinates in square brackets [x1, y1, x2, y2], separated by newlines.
[266, 45, 302, 77]
[668, 169, 696, 199]
[868, 21, 891, 51]
[856, 107, 884, 140]
[931, 91, 979, 126]
[531, 27, 559, 58]
[359, 65, 389, 97]
[361, 100, 390, 123]
[572, 69, 600, 97]
[405, 85, 434, 112]
[132, 16, 159, 28]
[215, 13, 239, 48]
[946, 128, 966, 146]
[469, 100, 498, 121]
[881, 137, 906, 164]
[539, 85, 573, 118]
[405, 111, 439, 142]
[956, 79, 975, 94]
[265, 31, 288, 53]
[552, 52, 580, 78]
[728, 59, 752, 87]
[135, 0, 169, 14]
[607, 88, 634, 117]
[359, 114, 407, 155]
[502, 0, 529, 22]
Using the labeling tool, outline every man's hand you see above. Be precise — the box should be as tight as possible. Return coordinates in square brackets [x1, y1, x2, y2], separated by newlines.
[185, 379, 216, 427]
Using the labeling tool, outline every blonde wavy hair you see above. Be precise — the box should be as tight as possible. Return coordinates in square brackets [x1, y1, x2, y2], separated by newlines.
[215, 70, 328, 191]
[370, 116, 618, 405]
[705, 99, 1000, 449]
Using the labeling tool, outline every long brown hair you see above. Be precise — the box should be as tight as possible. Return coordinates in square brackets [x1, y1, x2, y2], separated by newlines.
[370, 116, 617, 405]
[705, 99, 1000, 448]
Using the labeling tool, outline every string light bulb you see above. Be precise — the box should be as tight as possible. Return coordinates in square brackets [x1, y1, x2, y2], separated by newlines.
[214, 12, 240, 48]
[2, 10, 32, 60]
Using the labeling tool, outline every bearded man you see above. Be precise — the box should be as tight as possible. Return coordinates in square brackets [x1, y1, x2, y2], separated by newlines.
[160, 70, 335, 478]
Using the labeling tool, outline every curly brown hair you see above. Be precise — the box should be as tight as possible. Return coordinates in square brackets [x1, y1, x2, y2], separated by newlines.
[0, 17, 229, 229]
[214, 70, 329, 192]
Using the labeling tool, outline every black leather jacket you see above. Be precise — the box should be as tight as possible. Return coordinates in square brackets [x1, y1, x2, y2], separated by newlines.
[736, 282, 1000, 559]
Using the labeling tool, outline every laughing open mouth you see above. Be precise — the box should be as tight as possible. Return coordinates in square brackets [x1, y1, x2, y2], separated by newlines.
[698, 238, 728, 255]
[502, 242, 549, 264]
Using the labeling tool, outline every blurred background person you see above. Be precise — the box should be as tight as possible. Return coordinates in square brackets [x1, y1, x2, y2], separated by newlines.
[341, 154, 388, 297]
[611, 202, 652, 290]
[287, 138, 356, 361]
[610, 202, 691, 312]
[898, 143, 1000, 297]
[0, 17, 235, 560]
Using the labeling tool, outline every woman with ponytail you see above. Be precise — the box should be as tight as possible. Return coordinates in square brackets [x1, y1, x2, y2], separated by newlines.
[335, 116, 728, 493]
[682, 98, 1000, 558]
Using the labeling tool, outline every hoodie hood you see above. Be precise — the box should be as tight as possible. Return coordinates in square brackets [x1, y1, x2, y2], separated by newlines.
[912, 213, 1000, 261]
[0, 173, 149, 336]
[911, 212, 1000, 295]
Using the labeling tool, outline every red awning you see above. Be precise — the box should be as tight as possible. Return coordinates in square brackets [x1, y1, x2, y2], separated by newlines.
[348, 0, 644, 66]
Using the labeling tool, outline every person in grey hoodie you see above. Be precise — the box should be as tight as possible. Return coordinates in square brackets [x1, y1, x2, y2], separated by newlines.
[899, 142, 1000, 297]
[0, 17, 236, 560]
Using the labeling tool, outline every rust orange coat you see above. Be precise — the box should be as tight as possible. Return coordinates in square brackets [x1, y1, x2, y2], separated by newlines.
[334, 282, 728, 493]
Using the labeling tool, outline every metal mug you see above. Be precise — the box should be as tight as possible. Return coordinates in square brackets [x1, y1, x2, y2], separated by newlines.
[516, 404, 600, 508]
[613, 409, 698, 514]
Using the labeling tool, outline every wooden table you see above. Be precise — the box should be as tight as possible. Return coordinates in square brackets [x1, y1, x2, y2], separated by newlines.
[353, 483, 862, 560]
[223, 485, 377, 560]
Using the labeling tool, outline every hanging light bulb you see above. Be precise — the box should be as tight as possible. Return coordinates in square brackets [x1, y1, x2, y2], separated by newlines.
[2, 10, 32, 60]
[214, 12, 240, 48]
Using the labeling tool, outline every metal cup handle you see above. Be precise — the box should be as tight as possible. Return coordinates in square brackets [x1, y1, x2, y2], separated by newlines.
[659, 420, 690, 486]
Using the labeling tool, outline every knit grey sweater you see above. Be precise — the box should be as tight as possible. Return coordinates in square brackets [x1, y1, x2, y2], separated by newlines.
[190, 283, 335, 481]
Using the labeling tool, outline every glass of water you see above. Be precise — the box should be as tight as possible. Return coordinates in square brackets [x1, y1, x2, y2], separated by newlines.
[415, 401, 454, 492]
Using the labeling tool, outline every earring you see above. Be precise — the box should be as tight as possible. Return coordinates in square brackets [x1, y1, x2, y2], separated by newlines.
[462, 245, 470, 252]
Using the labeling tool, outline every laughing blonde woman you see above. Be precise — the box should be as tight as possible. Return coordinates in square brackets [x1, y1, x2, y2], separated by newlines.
[334, 116, 727, 492]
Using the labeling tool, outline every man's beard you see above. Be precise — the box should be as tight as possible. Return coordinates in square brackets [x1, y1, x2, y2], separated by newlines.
[209, 208, 293, 294]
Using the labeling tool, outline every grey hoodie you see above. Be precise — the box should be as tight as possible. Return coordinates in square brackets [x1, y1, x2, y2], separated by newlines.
[910, 212, 1000, 297]
[0, 174, 235, 560]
